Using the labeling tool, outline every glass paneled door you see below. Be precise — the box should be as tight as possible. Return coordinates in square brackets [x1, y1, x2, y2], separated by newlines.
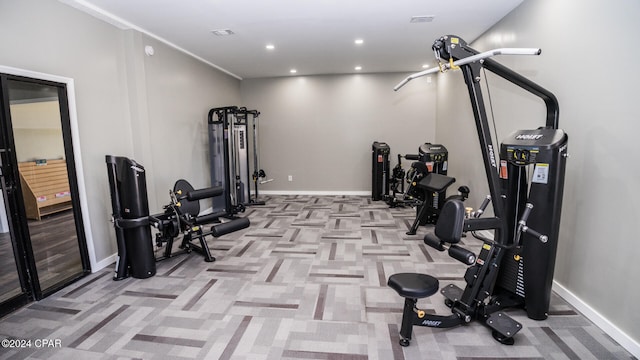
[0, 74, 90, 316]
[0, 157, 29, 314]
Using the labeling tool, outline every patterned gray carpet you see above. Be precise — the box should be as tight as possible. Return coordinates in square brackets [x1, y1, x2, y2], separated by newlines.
[0, 195, 634, 359]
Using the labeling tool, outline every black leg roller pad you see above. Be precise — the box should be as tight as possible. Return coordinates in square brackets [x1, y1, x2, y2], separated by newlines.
[212, 217, 250, 237]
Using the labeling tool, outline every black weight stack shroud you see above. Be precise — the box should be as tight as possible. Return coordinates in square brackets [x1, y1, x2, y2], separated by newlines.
[106, 155, 156, 280]
[371, 141, 390, 201]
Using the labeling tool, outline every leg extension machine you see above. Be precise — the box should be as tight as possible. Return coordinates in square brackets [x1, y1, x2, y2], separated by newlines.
[106, 155, 250, 280]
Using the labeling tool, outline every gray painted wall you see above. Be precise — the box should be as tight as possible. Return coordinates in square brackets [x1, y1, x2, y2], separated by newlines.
[436, 0, 640, 347]
[0, 0, 240, 266]
[136, 34, 241, 210]
[240, 73, 437, 193]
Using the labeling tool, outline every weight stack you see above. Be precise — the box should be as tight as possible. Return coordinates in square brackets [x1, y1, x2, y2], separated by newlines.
[418, 143, 448, 175]
[418, 143, 449, 224]
[106, 155, 156, 280]
[371, 141, 390, 201]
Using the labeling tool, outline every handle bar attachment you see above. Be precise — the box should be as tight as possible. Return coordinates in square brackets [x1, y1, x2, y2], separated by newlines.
[394, 48, 542, 91]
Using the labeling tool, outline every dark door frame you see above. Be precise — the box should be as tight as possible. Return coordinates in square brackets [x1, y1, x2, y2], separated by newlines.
[0, 66, 94, 314]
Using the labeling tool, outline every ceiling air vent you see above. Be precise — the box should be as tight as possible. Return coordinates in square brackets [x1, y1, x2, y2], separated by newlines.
[410, 16, 435, 23]
[211, 29, 235, 36]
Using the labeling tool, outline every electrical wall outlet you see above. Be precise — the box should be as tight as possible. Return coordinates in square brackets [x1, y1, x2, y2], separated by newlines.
[288, 175, 293, 181]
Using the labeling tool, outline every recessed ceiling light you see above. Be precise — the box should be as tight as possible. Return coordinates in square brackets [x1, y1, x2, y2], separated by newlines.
[355, 66, 362, 71]
[290, 69, 297, 74]
[422, 64, 430, 69]
[354, 39, 364, 45]
[409, 15, 435, 23]
[266, 44, 275, 50]
[211, 29, 235, 36]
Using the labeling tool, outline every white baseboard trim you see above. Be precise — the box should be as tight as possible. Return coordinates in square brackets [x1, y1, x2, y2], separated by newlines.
[552, 281, 639, 358]
[260, 190, 370, 196]
[92, 253, 116, 273]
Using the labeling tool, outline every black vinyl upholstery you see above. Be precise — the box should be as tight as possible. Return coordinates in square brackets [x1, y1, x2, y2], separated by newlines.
[388, 273, 439, 298]
[417, 173, 456, 192]
[187, 186, 223, 201]
[433, 199, 465, 244]
[211, 218, 250, 237]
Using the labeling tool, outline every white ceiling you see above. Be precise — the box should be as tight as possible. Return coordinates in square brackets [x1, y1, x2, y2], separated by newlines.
[62, 0, 524, 79]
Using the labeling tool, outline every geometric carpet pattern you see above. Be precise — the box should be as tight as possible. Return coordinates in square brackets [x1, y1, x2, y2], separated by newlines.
[0, 195, 635, 359]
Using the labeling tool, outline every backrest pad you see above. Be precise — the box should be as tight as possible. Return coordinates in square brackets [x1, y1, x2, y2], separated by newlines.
[434, 199, 465, 244]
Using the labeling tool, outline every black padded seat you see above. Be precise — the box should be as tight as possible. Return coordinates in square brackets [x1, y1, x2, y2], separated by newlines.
[388, 273, 439, 299]
[417, 172, 456, 192]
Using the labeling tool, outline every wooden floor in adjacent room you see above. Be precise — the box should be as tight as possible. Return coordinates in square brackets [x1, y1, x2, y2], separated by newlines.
[29, 210, 83, 290]
[0, 209, 83, 304]
[0, 196, 634, 359]
[0, 231, 22, 303]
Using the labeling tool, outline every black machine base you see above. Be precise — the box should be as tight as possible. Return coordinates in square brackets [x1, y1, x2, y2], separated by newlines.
[486, 312, 522, 345]
[441, 283, 464, 304]
[173, 217, 250, 262]
[388, 271, 524, 347]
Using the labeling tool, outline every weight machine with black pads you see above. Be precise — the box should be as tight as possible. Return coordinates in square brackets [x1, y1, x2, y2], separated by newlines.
[404, 143, 470, 235]
[374, 141, 469, 235]
[387, 35, 568, 345]
[106, 155, 250, 281]
[382, 143, 450, 208]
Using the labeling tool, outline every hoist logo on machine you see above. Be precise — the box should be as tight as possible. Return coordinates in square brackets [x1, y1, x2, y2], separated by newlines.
[421, 320, 442, 327]
[558, 144, 568, 154]
[515, 134, 543, 140]
[488, 144, 497, 168]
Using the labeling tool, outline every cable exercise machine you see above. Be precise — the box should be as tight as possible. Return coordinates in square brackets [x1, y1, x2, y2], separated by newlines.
[387, 35, 568, 345]
[208, 106, 271, 216]
[245, 108, 272, 205]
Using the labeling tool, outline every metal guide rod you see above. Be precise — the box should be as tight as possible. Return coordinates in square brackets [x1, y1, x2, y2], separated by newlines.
[393, 48, 541, 91]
